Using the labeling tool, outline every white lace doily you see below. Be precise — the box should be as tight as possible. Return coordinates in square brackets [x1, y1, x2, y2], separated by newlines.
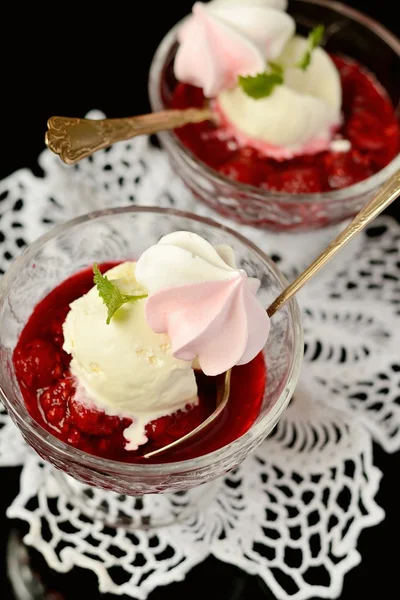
[1, 111, 400, 599]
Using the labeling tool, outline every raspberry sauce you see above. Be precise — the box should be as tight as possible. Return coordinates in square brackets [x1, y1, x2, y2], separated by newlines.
[13, 264, 267, 464]
[170, 55, 400, 194]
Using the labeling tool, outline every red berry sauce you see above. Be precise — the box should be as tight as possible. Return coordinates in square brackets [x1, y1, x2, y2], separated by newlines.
[13, 264, 267, 464]
[170, 55, 400, 193]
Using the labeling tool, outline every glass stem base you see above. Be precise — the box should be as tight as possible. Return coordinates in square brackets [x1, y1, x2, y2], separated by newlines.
[51, 467, 220, 530]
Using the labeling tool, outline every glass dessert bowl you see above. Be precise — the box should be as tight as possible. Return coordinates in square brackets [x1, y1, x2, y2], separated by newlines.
[0, 207, 302, 499]
[149, 0, 400, 231]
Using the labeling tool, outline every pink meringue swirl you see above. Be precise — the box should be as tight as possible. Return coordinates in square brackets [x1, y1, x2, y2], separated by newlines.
[135, 232, 270, 376]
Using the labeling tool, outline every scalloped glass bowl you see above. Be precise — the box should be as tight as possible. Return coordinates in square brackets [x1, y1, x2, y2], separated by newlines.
[148, 0, 400, 231]
[0, 207, 303, 497]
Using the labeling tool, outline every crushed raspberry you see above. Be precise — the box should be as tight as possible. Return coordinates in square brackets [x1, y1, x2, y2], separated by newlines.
[39, 378, 74, 427]
[345, 111, 388, 152]
[66, 427, 82, 446]
[145, 415, 170, 440]
[145, 401, 209, 447]
[324, 152, 372, 189]
[96, 437, 113, 454]
[170, 54, 399, 196]
[265, 167, 324, 194]
[38, 376, 132, 453]
[14, 339, 65, 390]
[68, 396, 130, 436]
[197, 128, 236, 166]
[219, 157, 267, 186]
[49, 319, 66, 349]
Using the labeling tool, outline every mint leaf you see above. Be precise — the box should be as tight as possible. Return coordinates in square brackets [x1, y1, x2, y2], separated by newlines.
[297, 25, 325, 71]
[93, 263, 147, 324]
[238, 71, 283, 99]
[268, 61, 284, 75]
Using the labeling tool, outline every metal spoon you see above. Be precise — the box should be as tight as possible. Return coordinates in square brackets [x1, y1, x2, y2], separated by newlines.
[143, 169, 400, 459]
[45, 108, 213, 165]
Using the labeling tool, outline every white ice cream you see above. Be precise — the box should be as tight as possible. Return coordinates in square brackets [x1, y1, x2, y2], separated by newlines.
[217, 36, 342, 159]
[63, 262, 198, 450]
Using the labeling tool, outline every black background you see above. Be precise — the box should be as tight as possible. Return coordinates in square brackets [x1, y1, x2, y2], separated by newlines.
[0, 1, 399, 598]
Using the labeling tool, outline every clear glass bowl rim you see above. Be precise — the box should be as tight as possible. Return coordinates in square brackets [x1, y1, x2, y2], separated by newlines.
[0, 206, 303, 476]
[148, 0, 400, 204]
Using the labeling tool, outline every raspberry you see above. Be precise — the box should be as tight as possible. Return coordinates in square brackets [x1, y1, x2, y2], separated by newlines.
[97, 438, 112, 453]
[332, 55, 359, 82]
[218, 158, 268, 186]
[324, 152, 371, 189]
[167, 405, 205, 439]
[199, 129, 236, 166]
[67, 427, 82, 446]
[14, 339, 65, 390]
[351, 149, 373, 169]
[238, 147, 261, 161]
[46, 406, 65, 425]
[218, 160, 252, 183]
[346, 111, 387, 152]
[170, 82, 205, 109]
[39, 378, 74, 428]
[45, 306, 70, 346]
[49, 320, 65, 348]
[265, 167, 324, 194]
[96, 428, 131, 458]
[68, 396, 129, 436]
[145, 403, 206, 446]
[145, 415, 170, 441]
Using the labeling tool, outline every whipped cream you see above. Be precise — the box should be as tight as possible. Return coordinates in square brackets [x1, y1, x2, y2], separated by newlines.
[216, 36, 342, 159]
[135, 231, 270, 376]
[174, 0, 295, 97]
[63, 262, 198, 450]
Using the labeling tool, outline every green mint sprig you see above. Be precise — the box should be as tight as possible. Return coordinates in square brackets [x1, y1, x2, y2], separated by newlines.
[238, 25, 325, 99]
[238, 71, 284, 99]
[93, 263, 147, 324]
[296, 25, 325, 71]
[268, 61, 284, 75]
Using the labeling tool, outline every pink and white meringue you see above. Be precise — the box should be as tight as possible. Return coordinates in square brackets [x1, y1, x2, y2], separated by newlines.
[174, 0, 295, 97]
[135, 231, 270, 376]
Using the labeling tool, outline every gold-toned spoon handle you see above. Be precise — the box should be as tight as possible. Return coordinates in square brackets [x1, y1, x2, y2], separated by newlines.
[45, 107, 213, 165]
[267, 169, 400, 318]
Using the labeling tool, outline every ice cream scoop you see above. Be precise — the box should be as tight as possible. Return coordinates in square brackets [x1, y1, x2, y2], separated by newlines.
[62, 262, 198, 450]
[216, 36, 342, 159]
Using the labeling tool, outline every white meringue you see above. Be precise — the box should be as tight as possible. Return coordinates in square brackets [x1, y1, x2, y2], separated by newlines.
[135, 232, 270, 376]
